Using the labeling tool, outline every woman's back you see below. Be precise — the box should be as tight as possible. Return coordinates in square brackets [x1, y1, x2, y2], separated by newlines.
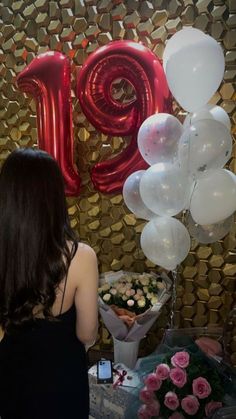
[0, 242, 98, 419]
[0, 149, 99, 419]
[0, 308, 89, 418]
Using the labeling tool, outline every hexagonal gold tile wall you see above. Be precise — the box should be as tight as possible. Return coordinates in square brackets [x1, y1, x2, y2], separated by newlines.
[0, 0, 235, 364]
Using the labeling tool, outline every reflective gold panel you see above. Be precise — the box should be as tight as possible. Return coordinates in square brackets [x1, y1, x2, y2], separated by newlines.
[0, 0, 235, 365]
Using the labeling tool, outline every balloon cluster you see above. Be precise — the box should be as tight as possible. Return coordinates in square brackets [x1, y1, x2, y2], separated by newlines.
[123, 28, 236, 271]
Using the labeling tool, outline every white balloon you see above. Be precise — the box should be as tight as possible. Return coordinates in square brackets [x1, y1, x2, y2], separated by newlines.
[165, 33, 225, 112]
[184, 104, 231, 131]
[141, 216, 191, 270]
[137, 113, 183, 166]
[190, 169, 236, 225]
[178, 119, 232, 177]
[187, 213, 234, 244]
[163, 27, 206, 72]
[123, 171, 156, 220]
[139, 163, 194, 216]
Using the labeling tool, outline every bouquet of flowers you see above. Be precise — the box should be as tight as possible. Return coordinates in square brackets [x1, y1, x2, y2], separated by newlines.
[98, 270, 171, 337]
[99, 271, 168, 316]
[98, 271, 172, 368]
[138, 349, 226, 419]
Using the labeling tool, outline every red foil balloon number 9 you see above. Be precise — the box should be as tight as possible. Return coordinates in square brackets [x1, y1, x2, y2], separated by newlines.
[77, 40, 171, 194]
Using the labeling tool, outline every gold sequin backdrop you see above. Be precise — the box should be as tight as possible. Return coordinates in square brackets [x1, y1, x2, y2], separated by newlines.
[0, 0, 235, 362]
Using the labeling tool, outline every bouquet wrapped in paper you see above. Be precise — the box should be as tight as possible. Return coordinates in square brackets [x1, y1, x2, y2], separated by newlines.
[125, 328, 236, 418]
[98, 271, 172, 368]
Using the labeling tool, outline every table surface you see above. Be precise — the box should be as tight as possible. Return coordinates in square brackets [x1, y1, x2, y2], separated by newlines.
[89, 364, 138, 419]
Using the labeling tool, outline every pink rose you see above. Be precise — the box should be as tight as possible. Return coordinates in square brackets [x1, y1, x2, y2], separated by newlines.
[144, 373, 162, 391]
[171, 351, 190, 369]
[146, 399, 160, 417]
[156, 363, 170, 380]
[139, 387, 155, 404]
[205, 401, 223, 417]
[192, 377, 212, 399]
[181, 395, 200, 416]
[169, 413, 185, 419]
[164, 391, 179, 411]
[170, 367, 187, 388]
[138, 404, 151, 419]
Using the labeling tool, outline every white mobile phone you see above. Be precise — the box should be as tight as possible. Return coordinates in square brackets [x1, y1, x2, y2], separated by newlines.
[97, 359, 113, 384]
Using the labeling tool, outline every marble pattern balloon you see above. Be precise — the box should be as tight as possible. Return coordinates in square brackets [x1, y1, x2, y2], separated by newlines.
[137, 113, 183, 166]
[178, 119, 232, 178]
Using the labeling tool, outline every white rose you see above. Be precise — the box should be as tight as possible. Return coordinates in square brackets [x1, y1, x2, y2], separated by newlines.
[103, 293, 111, 302]
[134, 294, 141, 301]
[146, 292, 153, 300]
[140, 277, 149, 286]
[101, 283, 110, 292]
[121, 275, 129, 282]
[151, 296, 158, 305]
[127, 299, 135, 307]
[110, 288, 117, 295]
[122, 295, 128, 301]
[137, 289, 144, 295]
[143, 286, 148, 294]
[137, 298, 146, 308]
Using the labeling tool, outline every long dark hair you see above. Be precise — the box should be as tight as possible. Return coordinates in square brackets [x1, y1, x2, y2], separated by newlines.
[0, 148, 77, 332]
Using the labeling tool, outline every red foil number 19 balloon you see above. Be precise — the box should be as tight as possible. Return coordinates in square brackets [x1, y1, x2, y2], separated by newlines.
[17, 41, 171, 196]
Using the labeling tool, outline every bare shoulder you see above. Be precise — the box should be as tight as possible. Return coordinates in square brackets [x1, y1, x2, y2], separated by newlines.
[73, 242, 97, 265]
[77, 242, 97, 258]
[68, 241, 97, 261]
[70, 242, 98, 284]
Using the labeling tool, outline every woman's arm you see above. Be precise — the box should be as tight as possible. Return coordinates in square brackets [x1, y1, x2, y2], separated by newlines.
[73, 243, 99, 346]
[0, 326, 4, 342]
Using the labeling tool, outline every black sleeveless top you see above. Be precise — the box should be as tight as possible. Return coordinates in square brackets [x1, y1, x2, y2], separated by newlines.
[0, 275, 89, 419]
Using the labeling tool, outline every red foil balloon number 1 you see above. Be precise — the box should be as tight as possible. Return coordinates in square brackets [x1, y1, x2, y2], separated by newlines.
[17, 51, 80, 196]
[17, 41, 171, 196]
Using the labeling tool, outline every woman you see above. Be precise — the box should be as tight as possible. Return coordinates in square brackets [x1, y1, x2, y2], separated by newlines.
[0, 148, 99, 419]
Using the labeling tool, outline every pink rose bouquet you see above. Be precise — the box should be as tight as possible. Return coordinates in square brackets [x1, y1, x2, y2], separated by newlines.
[138, 350, 225, 419]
